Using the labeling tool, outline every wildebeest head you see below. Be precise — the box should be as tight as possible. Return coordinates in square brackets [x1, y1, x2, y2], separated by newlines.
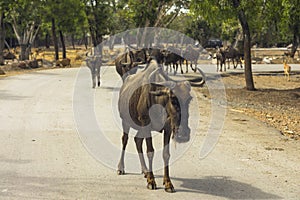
[150, 80, 192, 143]
[115, 49, 148, 80]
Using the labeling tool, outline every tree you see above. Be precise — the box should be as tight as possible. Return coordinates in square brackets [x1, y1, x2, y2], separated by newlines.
[42, 0, 87, 60]
[232, 0, 255, 90]
[279, 0, 299, 57]
[6, 0, 42, 60]
[117, 0, 190, 47]
[83, 0, 113, 47]
[191, 0, 260, 90]
[250, 0, 300, 52]
[51, 17, 59, 60]
[0, 10, 5, 65]
[171, 14, 223, 47]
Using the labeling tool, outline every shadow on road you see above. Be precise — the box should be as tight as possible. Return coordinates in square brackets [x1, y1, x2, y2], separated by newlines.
[0, 90, 30, 100]
[173, 176, 281, 199]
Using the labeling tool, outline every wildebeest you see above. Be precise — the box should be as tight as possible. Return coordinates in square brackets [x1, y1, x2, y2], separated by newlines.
[224, 46, 243, 69]
[86, 51, 102, 88]
[163, 47, 185, 75]
[147, 48, 164, 64]
[115, 48, 147, 80]
[215, 47, 226, 72]
[182, 45, 200, 73]
[117, 59, 192, 192]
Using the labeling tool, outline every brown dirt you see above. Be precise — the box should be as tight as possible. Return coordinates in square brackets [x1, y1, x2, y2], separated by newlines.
[197, 71, 300, 140]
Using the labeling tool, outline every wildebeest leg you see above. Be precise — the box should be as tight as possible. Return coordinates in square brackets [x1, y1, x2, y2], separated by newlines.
[91, 66, 96, 88]
[168, 64, 172, 74]
[163, 129, 175, 193]
[193, 61, 197, 72]
[145, 137, 157, 190]
[185, 60, 189, 73]
[190, 62, 194, 72]
[173, 63, 177, 75]
[179, 60, 184, 74]
[233, 58, 237, 69]
[117, 122, 130, 175]
[96, 65, 101, 87]
[227, 59, 230, 69]
[134, 134, 148, 175]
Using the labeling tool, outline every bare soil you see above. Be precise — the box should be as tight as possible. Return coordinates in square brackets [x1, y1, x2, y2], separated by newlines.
[198, 71, 300, 140]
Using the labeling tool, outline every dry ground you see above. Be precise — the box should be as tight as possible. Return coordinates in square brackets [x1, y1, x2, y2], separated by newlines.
[198, 70, 300, 140]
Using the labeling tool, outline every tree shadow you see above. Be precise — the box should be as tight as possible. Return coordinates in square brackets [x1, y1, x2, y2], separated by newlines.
[172, 176, 281, 199]
[0, 90, 30, 100]
[99, 86, 121, 91]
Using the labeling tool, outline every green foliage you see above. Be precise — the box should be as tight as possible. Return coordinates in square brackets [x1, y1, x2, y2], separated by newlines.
[190, 0, 299, 47]
[41, 0, 88, 39]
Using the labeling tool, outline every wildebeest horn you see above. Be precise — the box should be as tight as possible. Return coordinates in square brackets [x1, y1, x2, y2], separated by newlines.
[120, 61, 132, 65]
[196, 67, 206, 86]
[133, 61, 144, 65]
[151, 81, 176, 89]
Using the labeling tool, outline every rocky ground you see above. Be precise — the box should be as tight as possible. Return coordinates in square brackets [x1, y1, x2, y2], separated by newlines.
[198, 70, 300, 140]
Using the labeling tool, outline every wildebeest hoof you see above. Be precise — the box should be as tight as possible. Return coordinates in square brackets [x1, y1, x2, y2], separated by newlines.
[146, 173, 157, 190]
[98, 81, 100, 87]
[147, 181, 157, 190]
[164, 182, 175, 193]
[117, 170, 125, 175]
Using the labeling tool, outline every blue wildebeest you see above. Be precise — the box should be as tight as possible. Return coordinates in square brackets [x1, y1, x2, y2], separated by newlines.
[86, 48, 102, 88]
[115, 48, 148, 80]
[215, 47, 226, 72]
[117, 59, 193, 192]
[224, 46, 243, 69]
[182, 45, 200, 73]
[163, 46, 185, 75]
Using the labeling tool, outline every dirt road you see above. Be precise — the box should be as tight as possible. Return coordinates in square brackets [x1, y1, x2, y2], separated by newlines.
[0, 65, 299, 199]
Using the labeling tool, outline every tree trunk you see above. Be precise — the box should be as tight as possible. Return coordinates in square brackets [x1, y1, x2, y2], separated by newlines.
[51, 18, 59, 61]
[20, 44, 27, 60]
[290, 26, 299, 58]
[233, 0, 255, 91]
[71, 34, 75, 49]
[59, 30, 66, 59]
[0, 12, 5, 65]
[84, 32, 88, 49]
[25, 45, 31, 60]
[89, 26, 98, 47]
[45, 33, 50, 49]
